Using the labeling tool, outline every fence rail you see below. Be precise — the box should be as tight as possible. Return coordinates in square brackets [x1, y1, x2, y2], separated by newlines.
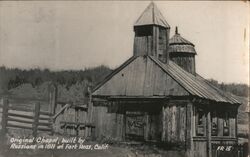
[0, 98, 95, 140]
[0, 98, 53, 138]
[0, 84, 95, 140]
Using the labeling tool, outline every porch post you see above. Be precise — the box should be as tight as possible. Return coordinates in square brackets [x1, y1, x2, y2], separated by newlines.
[186, 101, 194, 156]
[206, 111, 212, 157]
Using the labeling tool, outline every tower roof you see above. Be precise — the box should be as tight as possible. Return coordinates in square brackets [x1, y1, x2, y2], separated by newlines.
[134, 2, 170, 28]
[168, 27, 196, 54]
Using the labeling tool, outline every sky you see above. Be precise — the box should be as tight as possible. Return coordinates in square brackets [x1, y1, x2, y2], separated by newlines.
[0, 1, 249, 84]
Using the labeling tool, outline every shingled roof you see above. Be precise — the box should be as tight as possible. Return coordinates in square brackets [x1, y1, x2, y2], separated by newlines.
[134, 2, 170, 28]
[92, 56, 240, 105]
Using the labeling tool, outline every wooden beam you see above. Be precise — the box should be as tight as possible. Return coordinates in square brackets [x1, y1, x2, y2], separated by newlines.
[52, 104, 71, 120]
[39, 116, 51, 121]
[8, 112, 34, 119]
[161, 106, 165, 141]
[49, 84, 57, 115]
[206, 111, 212, 157]
[186, 101, 193, 150]
[144, 114, 149, 141]
[33, 102, 40, 137]
[37, 127, 52, 132]
[7, 117, 33, 124]
[1, 98, 9, 139]
[8, 105, 33, 112]
[7, 123, 32, 130]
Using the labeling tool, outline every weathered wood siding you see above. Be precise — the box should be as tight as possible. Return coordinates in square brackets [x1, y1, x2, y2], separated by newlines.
[92, 101, 162, 141]
[134, 25, 153, 56]
[170, 54, 195, 74]
[133, 25, 169, 63]
[134, 36, 153, 56]
[53, 104, 89, 137]
[54, 104, 64, 134]
[92, 102, 125, 141]
[157, 27, 169, 63]
[193, 140, 207, 157]
[162, 103, 187, 145]
[93, 57, 189, 96]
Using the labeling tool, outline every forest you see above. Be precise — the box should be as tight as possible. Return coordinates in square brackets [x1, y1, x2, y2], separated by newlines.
[0, 66, 111, 102]
[0, 65, 248, 102]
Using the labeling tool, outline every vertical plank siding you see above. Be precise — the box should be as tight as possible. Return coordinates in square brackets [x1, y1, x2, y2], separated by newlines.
[171, 55, 196, 74]
[92, 102, 125, 141]
[161, 102, 187, 145]
[93, 56, 189, 97]
[193, 141, 207, 157]
[54, 104, 64, 134]
[52, 103, 92, 137]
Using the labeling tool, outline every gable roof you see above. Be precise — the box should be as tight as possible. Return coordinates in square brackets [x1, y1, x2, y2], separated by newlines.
[134, 2, 170, 28]
[92, 56, 240, 105]
[93, 56, 189, 97]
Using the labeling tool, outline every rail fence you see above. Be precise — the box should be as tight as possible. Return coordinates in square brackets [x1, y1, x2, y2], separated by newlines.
[0, 98, 53, 138]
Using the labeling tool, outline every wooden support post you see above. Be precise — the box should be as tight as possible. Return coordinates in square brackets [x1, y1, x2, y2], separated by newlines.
[152, 26, 157, 56]
[186, 102, 193, 149]
[161, 106, 165, 141]
[87, 87, 94, 138]
[49, 84, 57, 115]
[144, 113, 149, 141]
[233, 111, 237, 139]
[33, 102, 40, 137]
[186, 101, 194, 157]
[1, 98, 9, 139]
[49, 84, 57, 135]
[206, 111, 212, 157]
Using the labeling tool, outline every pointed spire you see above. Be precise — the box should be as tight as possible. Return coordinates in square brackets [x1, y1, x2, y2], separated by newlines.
[134, 2, 170, 28]
[175, 26, 179, 35]
[170, 28, 194, 47]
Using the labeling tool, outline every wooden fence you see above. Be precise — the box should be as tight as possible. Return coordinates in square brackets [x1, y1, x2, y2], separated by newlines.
[0, 85, 95, 139]
[0, 98, 53, 138]
[0, 99, 95, 139]
[52, 102, 95, 138]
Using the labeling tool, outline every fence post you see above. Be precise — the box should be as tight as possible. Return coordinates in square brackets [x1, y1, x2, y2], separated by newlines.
[33, 102, 40, 137]
[1, 98, 9, 140]
[49, 84, 57, 115]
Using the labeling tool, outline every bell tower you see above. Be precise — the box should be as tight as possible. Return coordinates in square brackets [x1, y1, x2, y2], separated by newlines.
[168, 27, 197, 74]
[133, 2, 170, 63]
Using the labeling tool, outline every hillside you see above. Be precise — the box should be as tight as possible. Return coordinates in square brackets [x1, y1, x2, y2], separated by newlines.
[0, 65, 112, 102]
